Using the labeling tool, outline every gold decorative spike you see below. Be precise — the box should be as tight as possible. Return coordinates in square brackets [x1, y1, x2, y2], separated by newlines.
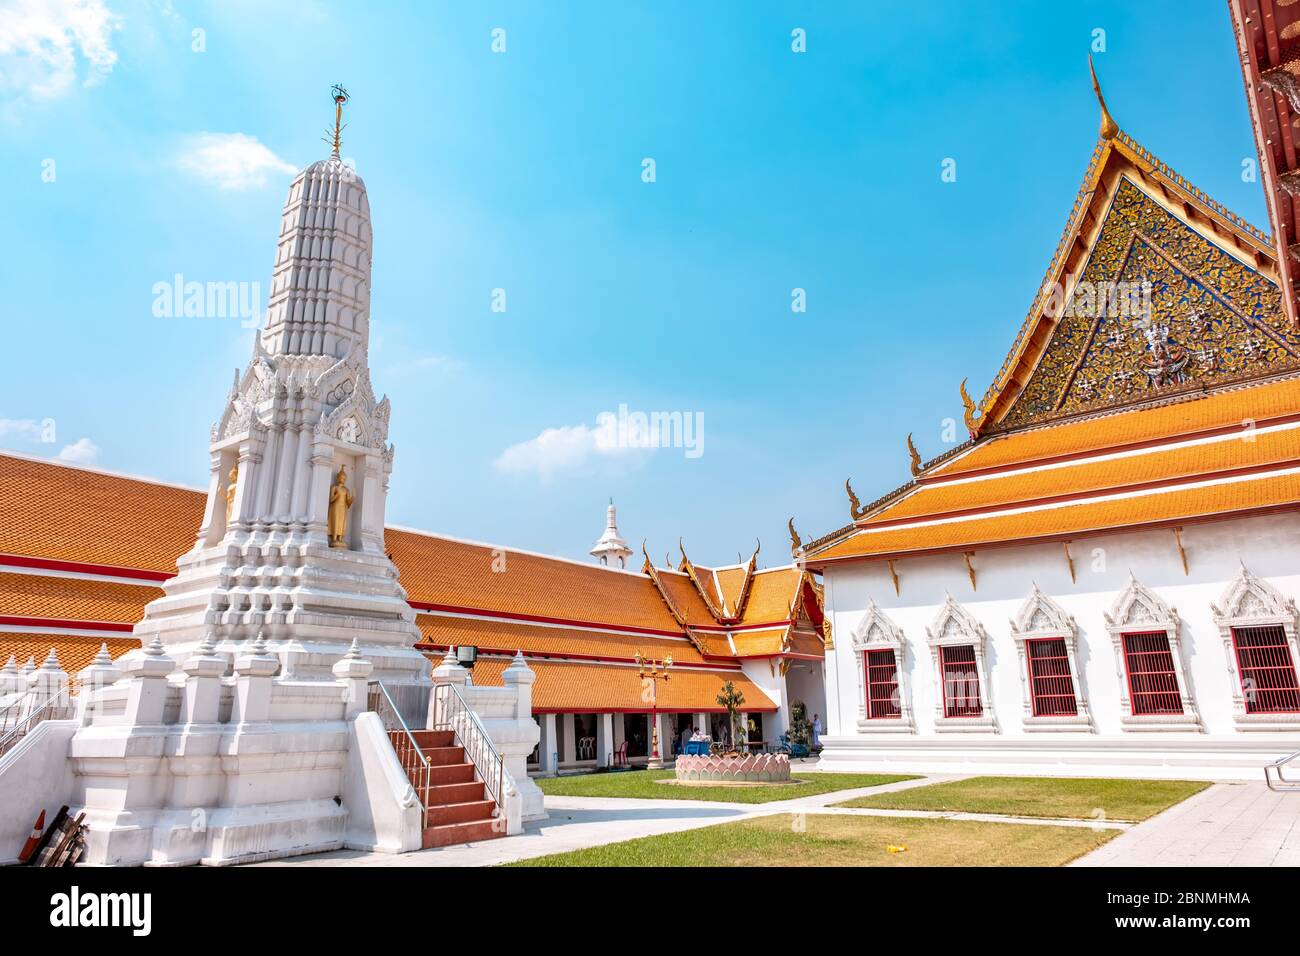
[1089, 55, 1118, 141]
[886, 559, 900, 596]
[327, 465, 354, 548]
[1063, 541, 1076, 584]
[846, 478, 868, 521]
[963, 551, 977, 591]
[787, 518, 803, 557]
[324, 84, 350, 156]
[959, 378, 981, 433]
[906, 432, 922, 477]
[1173, 527, 1189, 576]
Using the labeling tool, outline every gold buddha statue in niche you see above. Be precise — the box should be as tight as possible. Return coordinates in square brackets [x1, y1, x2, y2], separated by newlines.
[224, 465, 238, 525]
[328, 466, 355, 549]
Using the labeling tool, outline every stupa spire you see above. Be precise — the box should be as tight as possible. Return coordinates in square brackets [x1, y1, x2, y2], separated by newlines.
[590, 498, 634, 569]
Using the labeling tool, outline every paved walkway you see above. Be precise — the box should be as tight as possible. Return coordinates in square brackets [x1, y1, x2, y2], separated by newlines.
[255, 776, 1300, 867]
[1073, 782, 1300, 867]
[255, 774, 955, 867]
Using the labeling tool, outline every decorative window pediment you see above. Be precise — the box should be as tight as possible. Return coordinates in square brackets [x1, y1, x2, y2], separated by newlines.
[1212, 566, 1300, 729]
[1009, 585, 1093, 732]
[1104, 575, 1200, 732]
[924, 595, 996, 732]
[850, 601, 913, 734]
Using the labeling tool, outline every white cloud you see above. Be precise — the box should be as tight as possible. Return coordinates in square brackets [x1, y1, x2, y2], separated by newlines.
[493, 423, 647, 483]
[176, 132, 297, 190]
[0, 0, 121, 100]
[56, 437, 99, 464]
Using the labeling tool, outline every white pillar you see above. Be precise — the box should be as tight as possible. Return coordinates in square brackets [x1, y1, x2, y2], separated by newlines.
[539, 713, 558, 774]
[596, 713, 613, 767]
[561, 713, 576, 764]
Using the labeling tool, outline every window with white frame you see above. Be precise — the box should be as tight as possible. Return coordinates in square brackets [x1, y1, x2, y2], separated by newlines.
[925, 595, 997, 731]
[1103, 575, 1200, 731]
[1212, 566, 1300, 730]
[1009, 585, 1093, 732]
[849, 601, 914, 733]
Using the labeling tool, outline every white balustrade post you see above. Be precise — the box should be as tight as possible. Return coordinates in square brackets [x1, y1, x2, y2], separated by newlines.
[333, 639, 374, 719]
[230, 634, 278, 727]
[77, 643, 122, 725]
[122, 637, 175, 727]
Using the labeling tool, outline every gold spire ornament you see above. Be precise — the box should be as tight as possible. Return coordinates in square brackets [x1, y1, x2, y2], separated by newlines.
[327, 466, 355, 548]
[324, 84, 350, 156]
[906, 433, 922, 477]
[1089, 55, 1118, 141]
[787, 518, 803, 557]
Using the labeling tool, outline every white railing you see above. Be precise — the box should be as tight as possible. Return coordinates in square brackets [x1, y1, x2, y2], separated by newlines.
[431, 682, 509, 814]
[0, 690, 75, 761]
[366, 681, 430, 822]
[1265, 748, 1300, 792]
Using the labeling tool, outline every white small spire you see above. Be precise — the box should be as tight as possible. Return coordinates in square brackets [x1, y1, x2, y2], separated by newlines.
[590, 497, 634, 569]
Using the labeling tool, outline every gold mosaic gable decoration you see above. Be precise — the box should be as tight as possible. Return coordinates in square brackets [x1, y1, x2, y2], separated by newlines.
[972, 131, 1289, 436]
[1003, 178, 1298, 428]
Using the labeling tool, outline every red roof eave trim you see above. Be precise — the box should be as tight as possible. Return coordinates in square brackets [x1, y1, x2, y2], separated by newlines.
[0, 553, 171, 583]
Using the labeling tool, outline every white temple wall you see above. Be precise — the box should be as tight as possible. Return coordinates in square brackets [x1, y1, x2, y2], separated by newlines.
[822, 511, 1300, 775]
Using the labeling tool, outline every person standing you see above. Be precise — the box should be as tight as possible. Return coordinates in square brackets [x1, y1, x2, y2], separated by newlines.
[811, 713, 822, 750]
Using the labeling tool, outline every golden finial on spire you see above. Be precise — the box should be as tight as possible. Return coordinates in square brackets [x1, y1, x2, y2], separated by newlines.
[1088, 55, 1118, 141]
[324, 84, 350, 156]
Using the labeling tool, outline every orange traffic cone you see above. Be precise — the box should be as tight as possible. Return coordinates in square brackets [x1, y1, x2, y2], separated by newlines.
[17, 810, 45, 864]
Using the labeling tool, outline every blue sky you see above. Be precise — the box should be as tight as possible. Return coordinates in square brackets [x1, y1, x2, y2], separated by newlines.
[0, 0, 1267, 567]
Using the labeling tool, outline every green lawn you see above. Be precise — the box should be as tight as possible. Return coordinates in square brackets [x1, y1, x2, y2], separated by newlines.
[534, 769, 917, 804]
[507, 813, 1116, 867]
[831, 775, 1209, 822]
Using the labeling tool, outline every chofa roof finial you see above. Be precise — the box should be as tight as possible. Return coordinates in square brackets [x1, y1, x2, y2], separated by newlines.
[1089, 55, 1118, 141]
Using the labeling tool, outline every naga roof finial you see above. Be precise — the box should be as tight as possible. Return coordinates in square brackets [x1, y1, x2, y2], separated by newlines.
[788, 518, 803, 557]
[846, 478, 868, 521]
[959, 377, 982, 434]
[1089, 55, 1118, 141]
[906, 432, 922, 477]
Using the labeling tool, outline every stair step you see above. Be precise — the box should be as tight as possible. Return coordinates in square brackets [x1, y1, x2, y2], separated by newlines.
[421, 780, 486, 806]
[408, 729, 455, 749]
[426, 799, 497, 827]
[425, 762, 476, 786]
[424, 745, 466, 767]
[421, 818, 506, 849]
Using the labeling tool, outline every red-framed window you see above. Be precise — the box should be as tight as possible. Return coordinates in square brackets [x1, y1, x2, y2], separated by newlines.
[1121, 631, 1183, 715]
[1026, 637, 1078, 717]
[940, 645, 982, 717]
[1232, 625, 1300, 714]
[864, 649, 901, 719]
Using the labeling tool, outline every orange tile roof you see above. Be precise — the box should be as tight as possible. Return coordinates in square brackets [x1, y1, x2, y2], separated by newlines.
[931, 377, 1300, 478]
[415, 614, 708, 665]
[425, 654, 777, 712]
[0, 632, 139, 681]
[729, 628, 791, 657]
[812, 471, 1300, 562]
[876, 426, 1300, 525]
[0, 454, 203, 573]
[0, 572, 160, 624]
[690, 631, 734, 657]
[651, 569, 720, 627]
[386, 528, 685, 633]
[736, 568, 802, 625]
[715, 566, 748, 613]
[786, 630, 827, 658]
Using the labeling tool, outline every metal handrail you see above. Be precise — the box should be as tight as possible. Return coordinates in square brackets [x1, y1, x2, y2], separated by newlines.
[0, 690, 75, 762]
[1264, 747, 1300, 792]
[367, 681, 430, 820]
[431, 682, 510, 815]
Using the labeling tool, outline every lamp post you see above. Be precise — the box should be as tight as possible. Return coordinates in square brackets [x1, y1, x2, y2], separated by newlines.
[636, 650, 672, 769]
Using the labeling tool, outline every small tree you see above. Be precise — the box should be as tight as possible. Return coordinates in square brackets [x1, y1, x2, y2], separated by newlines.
[715, 680, 746, 751]
[787, 699, 811, 747]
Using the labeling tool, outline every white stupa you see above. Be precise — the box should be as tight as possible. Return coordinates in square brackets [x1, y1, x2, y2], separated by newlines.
[590, 498, 633, 568]
[127, 86, 426, 686]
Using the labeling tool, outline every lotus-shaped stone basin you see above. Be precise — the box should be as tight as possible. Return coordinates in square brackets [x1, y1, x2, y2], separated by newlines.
[674, 752, 791, 784]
